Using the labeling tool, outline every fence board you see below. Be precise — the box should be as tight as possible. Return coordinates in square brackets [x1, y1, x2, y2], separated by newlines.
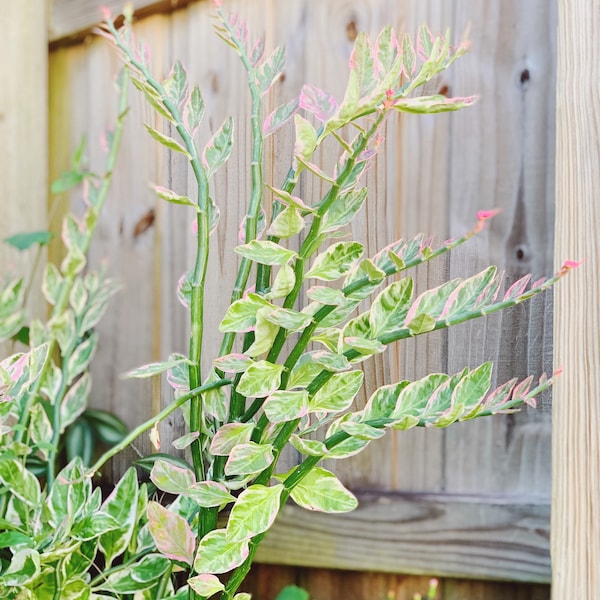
[255, 493, 550, 583]
[553, 0, 600, 597]
[0, 1, 48, 325]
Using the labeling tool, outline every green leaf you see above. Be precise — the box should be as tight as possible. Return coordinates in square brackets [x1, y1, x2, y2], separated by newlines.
[389, 373, 449, 427]
[350, 32, 376, 97]
[450, 362, 493, 416]
[126, 356, 190, 379]
[163, 60, 188, 107]
[226, 484, 284, 541]
[361, 381, 409, 421]
[0, 531, 32, 549]
[294, 114, 317, 160]
[150, 459, 196, 494]
[202, 369, 229, 422]
[214, 354, 254, 373]
[266, 184, 316, 213]
[61, 246, 86, 277]
[172, 431, 199, 450]
[219, 293, 272, 333]
[203, 116, 234, 177]
[66, 332, 98, 384]
[194, 529, 249, 574]
[245, 308, 279, 357]
[407, 313, 436, 335]
[225, 442, 274, 476]
[300, 84, 338, 123]
[267, 206, 305, 238]
[369, 279, 413, 337]
[305, 242, 364, 281]
[153, 185, 198, 210]
[95, 553, 170, 594]
[185, 84, 205, 133]
[189, 574, 225, 597]
[311, 370, 364, 413]
[147, 501, 195, 565]
[237, 360, 286, 397]
[51, 170, 84, 194]
[235, 240, 297, 265]
[60, 373, 91, 433]
[99, 468, 139, 568]
[321, 188, 368, 233]
[185, 481, 236, 508]
[0, 459, 41, 506]
[131, 77, 176, 124]
[84, 409, 127, 445]
[393, 94, 477, 114]
[145, 124, 191, 158]
[71, 512, 120, 540]
[269, 263, 296, 299]
[69, 277, 88, 316]
[289, 435, 328, 457]
[65, 418, 94, 466]
[209, 422, 255, 456]
[439, 266, 498, 320]
[28, 403, 53, 460]
[0, 549, 40, 586]
[4, 231, 54, 251]
[275, 585, 310, 600]
[263, 97, 299, 137]
[264, 390, 309, 423]
[288, 467, 357, 513]
[256, 45, 285, 93]
[340, 421, 385, 440]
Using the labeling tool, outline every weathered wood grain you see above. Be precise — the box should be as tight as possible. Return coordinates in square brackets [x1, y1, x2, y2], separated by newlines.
[0, 1, 48, 332]
[442, 0, 557, 496]
[553, 0, 600, 598]
[255, 492, 551, 583]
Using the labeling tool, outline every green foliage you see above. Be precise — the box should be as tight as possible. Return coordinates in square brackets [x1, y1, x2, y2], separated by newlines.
[0, 4, 577, 600]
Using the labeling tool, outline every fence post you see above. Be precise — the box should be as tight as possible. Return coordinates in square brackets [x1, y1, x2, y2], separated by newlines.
[553, 0, 600, 597]
[0, 1, 48, 320]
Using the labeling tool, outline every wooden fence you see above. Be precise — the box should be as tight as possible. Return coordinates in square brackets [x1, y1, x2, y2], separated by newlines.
[3, 0, 598, 598]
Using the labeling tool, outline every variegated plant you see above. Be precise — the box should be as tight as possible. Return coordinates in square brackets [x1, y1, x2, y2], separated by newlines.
[0, 3, 577, 600]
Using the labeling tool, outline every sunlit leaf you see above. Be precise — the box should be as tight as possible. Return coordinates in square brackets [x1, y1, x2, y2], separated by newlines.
[150, 459, 196, 494]
[210, 422, 255, 456]
[224, 442, 274, 476]
[226, 484, 283, 541]
[235, 240, 297, 265]
[194, 529, 249, 574]
[305, 242, 364, 281]
[311, 370, 364, 413]
[237, 360, 285, 397]
[287, 467, 357, 513]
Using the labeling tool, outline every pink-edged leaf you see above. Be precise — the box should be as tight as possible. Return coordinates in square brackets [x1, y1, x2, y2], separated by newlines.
[511, 375, 534, 402]
[404, 279, 461, 325]
[439, 266, 497, 320]
[375, 25, 401, 76]
[417, 24, 436, 61]
[189, 574, 225, 597]
[250, 33, 266, 66]
[256, 45, 286, 94]
[402, 32, 416, 75]
[213, 353, 254, 373]
[483, 378, 518, 411]
[393, 94, 478, 114]
[503, 274, 532, 301]
[202, 116, 234, 177]
[150, 459, 195, 494]
[349, 32, 376, 96]
[147, 501, 195, 565]
[266, 184, 315, 213]
[299, 84, 338, 122]
[184, 84, 205, 135]
[263, 97, 299, 137]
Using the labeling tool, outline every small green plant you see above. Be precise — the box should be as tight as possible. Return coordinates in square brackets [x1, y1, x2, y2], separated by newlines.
[0, 3, 577, 599]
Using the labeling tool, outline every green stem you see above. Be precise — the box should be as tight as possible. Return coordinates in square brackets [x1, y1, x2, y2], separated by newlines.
[16, 70, 130, 487]
[86, 379, 230, 477]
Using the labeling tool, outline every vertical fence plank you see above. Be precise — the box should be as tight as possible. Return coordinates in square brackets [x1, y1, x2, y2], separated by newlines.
[0, 1, 48, 322]
[552, 0, 600, 597]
